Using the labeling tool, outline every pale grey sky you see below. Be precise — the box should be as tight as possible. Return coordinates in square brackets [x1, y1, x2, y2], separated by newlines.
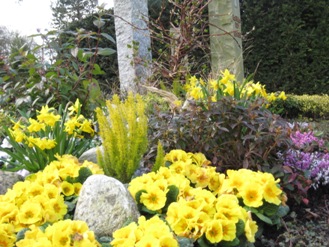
[0, 0, 113, 36]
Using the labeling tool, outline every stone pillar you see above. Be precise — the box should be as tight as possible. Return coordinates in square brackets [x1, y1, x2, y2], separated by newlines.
[208, 0, 244, 82]
[114, 0, 152, 93]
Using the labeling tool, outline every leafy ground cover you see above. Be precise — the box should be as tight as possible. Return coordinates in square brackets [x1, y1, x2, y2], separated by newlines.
[257, 185, 329, 247]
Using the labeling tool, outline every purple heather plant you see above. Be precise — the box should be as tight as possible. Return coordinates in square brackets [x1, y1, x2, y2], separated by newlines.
[290, 130, 324, 150]
[283, 130, 329, 188]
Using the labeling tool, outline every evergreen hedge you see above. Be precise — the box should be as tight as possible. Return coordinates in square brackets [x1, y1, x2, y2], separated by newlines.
[240, 0, 329, 94]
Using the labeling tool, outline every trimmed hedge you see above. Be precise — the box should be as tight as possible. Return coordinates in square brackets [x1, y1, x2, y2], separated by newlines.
[273, 94, 329, 120]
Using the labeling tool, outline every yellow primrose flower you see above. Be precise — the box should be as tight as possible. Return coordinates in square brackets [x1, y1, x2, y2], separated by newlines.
[221, 219, 237, 241]
[47, 197, 68, 220]
[169, 160, 187, 174]
[60, 181, 75, 196]
[136, 235, 160, 247]
[194, 168, 211, 188]
[225, 169, 246, 191]
[165, 149, 190, 163]
[244, 212, 258, 243]
[208, 172, 225, 194]
[111, 222, 138, 246]
[0, 223, 16, 247]
[205, 219, 223, 244]
[263, 181, 282, 205]
[0, 202, 18, 224]
[43, 184, 61, 200]
[140, 187, 168, 211]
[189, 152, 211, 167]
[239, 182, 264, 208]
[73, 183, 83, 195]
[17, 201, 43, 225]
[159, 236, 179, 247]
[27, 183, 44, 197]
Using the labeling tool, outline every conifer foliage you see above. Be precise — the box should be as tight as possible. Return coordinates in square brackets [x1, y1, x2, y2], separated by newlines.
[95, 93, 148, 183]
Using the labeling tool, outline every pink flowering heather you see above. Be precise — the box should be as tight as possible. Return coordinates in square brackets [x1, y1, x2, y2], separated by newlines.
[283, 131, 329, 188]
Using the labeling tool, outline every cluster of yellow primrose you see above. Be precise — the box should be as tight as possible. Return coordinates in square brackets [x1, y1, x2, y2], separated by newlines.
[0, 155, 103, 247]
[10, 99, 94, 151]
[116, 149, 286, 246]
[184, 69, 287, 103]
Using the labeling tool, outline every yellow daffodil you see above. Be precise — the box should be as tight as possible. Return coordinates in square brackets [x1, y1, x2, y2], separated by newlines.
[68, 99, 81, 116]
[278, 91, 287, 100]
[10, 128, 25, 143]
[220, 69, 236, 84]
[64, 117, 80, 135]
[79, 119, 94, 136]
[27, 118, 45, 132]
[189, 86, 204, 100]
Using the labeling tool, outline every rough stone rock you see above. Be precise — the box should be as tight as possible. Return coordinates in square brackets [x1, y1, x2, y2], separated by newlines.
[74, 174, 140, 237]
[0, 170, 23, 195]
[78, 146, 103, 164]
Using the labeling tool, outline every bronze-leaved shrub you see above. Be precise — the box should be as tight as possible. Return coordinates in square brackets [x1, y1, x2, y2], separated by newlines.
[148, 97, 292, 174]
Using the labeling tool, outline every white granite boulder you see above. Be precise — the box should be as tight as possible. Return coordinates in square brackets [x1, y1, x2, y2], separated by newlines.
[78, 146, 104, 164]
[74, 174, 140, 237]
[0, 170, 24, 195]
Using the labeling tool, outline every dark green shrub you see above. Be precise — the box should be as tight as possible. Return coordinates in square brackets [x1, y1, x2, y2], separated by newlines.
[240, 0, 329, 94]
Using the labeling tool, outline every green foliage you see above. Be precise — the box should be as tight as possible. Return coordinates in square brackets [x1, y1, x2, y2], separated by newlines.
[149, 97, 292, 173]
[96, 93, 148, 183]
[289, 94, 329, 119]
[0, 10, 115, 118]
[66, 167, 93, 184]
[270, 94, 329, 120]
[51, 0, 97, 29]
[0, 110, 11, 139]
[241, 0, 329, 94]
[152, 140, 165, 172]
